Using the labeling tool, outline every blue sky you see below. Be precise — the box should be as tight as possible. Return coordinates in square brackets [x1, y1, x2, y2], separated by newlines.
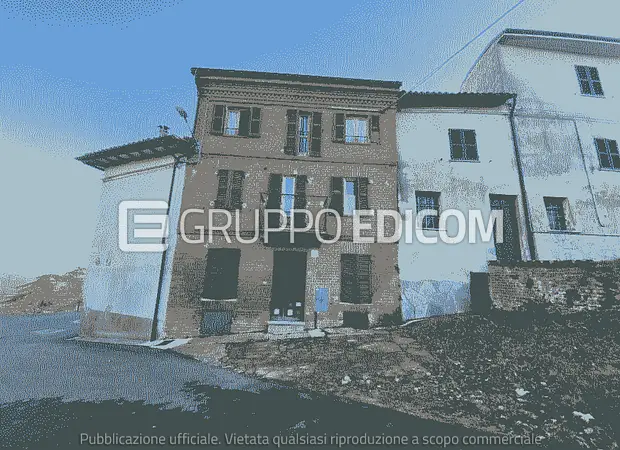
[0, 0, 618, 278]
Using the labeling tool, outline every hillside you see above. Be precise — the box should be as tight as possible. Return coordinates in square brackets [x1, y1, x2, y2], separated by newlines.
[0, 268, 86, 315]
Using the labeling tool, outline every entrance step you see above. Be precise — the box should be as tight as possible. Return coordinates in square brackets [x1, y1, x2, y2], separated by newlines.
[267, 320, 306, 337]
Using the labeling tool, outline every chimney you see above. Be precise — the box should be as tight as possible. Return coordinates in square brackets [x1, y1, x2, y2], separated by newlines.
[158, 125, 169, 137]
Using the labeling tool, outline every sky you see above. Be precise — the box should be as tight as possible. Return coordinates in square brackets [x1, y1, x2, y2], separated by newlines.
[1, 0, 619, 278]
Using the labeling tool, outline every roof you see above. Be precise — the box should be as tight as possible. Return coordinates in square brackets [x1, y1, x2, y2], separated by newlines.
[496, 28, 620, 57]
[191, 67, 402, 90]
[76, 135, 197, 170]
[398, 92, 515, 109]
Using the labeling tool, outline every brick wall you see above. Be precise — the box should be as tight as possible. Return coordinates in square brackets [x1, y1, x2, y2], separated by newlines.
[488, 260, 620, 314]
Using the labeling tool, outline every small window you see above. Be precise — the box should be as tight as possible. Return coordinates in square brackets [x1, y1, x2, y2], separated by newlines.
[544, 197, 568, 231]
[215, 170, 244, 210]
[449, 129, 478, 161]
[340, 254, 372, 304]
[415, 191, 440, 230]
[576, 65, 604, 97]
[345, 117, 369, 143]
[595, 138, 620, 170]
[281, 176, 296, 217]
[202, 249, 241, 300]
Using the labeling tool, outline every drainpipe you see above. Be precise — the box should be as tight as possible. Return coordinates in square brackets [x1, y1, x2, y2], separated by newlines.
[573, 119, 605, 227]
[508, 96, 537, 261]
[150, 154, 184, 341]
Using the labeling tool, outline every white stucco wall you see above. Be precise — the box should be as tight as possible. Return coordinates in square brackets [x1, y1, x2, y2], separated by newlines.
[463, 36, 620, 262]
[397, 107, 528, 320]
[83, 156, 185, 336]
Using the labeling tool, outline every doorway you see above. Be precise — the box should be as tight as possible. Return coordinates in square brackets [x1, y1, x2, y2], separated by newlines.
[489, 195, 522, 262]
[270, 251, 307, 321]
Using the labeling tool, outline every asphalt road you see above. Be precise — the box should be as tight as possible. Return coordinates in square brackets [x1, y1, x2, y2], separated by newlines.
[0, 313, 496, 450]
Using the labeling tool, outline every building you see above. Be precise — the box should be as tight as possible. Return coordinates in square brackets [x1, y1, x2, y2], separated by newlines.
[77, 133, 197, 340]
[162, 69, 403, 337]
[463, 29, 620, 261]
[397, 92, 530, 320]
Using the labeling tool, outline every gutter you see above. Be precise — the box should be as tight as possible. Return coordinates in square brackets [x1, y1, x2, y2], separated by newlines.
[150, 154, 183, 341]
[508, 96, 537, 260]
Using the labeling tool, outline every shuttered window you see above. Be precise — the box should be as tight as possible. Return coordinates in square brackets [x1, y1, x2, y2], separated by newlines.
[284, 110, 322, 156]
[266, 174, 308, 228]
[215, 170, 245, 210]
[212, 105, 261, 137]
[340, 254, 372, 304]
[330, 177, 369, 215]
[202, 249, 241, 300]
[544, 197, 568, 231]
[333, 113, 380, 144]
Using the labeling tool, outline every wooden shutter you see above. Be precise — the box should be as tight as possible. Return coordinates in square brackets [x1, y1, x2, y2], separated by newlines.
[266, 174, 282, 228]
[215, 170, 229, 209]
[334, 113, 345, 142]
[230, 171, 244, 210]
[211, 105, 225, 135]
[238, 108, 250, 137]
[284, 110, 298, 155]
[249, 107, 261, 137]
[357, 255, 372, 304]
[370, 115, 380, 143]
[330, 177, 344, 214]
[294, 175, 307, 228]
[203, 249, 241, 299]
[357, 177, 369, 210]
[340, 254, 356, 303]
[310, 112, 322, 157]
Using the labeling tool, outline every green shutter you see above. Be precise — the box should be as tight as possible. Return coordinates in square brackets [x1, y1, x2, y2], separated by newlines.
[212, 105, 225, 135]
[334, 113, 345, 142]
[310, 112, 322, 157]
[284, 110, 298, 155]
[249, 107, 261, 137]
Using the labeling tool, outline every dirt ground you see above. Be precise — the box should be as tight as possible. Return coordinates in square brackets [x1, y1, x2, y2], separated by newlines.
[180, 311, 620, 449]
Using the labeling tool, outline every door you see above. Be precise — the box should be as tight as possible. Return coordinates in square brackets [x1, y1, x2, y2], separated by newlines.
[490, 195, 522, 262]
[271, 251, 307, 321]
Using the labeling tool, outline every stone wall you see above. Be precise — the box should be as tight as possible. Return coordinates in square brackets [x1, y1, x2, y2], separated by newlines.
[487, 260, 620, 314]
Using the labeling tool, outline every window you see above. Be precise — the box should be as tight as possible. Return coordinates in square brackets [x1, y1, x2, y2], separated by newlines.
[343, 179, 356, 216]
[415, 191, 440, 230]
[215, 170, 244, 210]
[266, 174, 308, 228]
[330, 177, 369, 215]
[334, 113, 380, 144]
[211, 105, 261, 137]
[345, 117, 369, 143]
[281, 176, 296, 217]
[595, 138, 620, 170]
[202, 249, 241, 300]
[544, 197, 568, 231]
[285, 110, 322, 156]
[576, 65, 604, 97]
[225, 109, 241, 136]
[340, 254, 372, 304]
[449, 129, 478, 161]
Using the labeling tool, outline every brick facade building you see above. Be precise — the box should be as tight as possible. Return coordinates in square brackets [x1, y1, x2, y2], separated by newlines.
[164, 69, 402, 337]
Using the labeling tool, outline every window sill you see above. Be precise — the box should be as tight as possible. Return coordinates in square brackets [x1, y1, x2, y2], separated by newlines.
[580, 94, 605, 99]
[338, 301, 372, 305]
[449, 159, 480, 163]
[211, 133, 260, 139]
[545, 230, 580, 235]
[200, 298, 237, 302]
[598, 168, 620, 172]
[335, 141, 372, 146]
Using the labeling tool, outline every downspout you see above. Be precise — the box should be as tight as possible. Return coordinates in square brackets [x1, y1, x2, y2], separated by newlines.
[508, 96, 537, 260]
[150, 154, 184, 341]
[573, 119, 605, 227]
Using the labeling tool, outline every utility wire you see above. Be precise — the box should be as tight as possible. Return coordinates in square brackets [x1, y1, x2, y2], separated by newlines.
[411, 0, 527, 91]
